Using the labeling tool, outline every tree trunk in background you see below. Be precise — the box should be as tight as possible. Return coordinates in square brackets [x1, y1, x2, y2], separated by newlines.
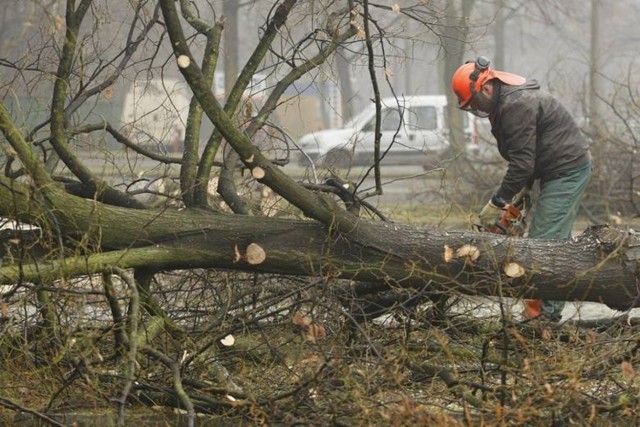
[493, 0, 505, 70]
[589, 0, 603, 132]
[442, 0, 476, 182]
[336, 49, 355, 124]
[223, 0, 239, 99]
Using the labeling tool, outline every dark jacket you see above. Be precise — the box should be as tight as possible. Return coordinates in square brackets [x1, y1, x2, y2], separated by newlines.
[489, 80, 591, 201]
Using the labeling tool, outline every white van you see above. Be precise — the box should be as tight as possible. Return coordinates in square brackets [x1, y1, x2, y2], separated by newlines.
[296, 95, 478, 168]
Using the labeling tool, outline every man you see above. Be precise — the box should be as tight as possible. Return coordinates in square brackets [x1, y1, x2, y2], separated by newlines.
[451, 57, 592, 322]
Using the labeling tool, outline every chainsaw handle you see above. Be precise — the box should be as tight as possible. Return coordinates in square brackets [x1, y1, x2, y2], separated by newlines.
[511, 189, 531, 210]
[476, 203, 526, 236]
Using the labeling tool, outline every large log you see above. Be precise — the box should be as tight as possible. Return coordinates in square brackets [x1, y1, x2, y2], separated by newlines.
[0, 186, 638, 310]
[164, 219, 639, 311]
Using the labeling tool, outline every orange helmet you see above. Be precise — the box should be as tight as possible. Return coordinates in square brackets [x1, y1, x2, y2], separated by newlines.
[451, 57, 526, 110]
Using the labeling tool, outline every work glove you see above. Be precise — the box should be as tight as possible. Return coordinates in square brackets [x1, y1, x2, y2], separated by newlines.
[479, 198, 503, 230]
[511, 186, 531, 208]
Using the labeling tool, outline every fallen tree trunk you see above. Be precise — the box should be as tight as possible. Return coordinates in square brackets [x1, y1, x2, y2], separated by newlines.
[0, 180, 638, 310]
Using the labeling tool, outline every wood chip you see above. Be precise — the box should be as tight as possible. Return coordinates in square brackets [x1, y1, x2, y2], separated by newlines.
[220, 334, 235, 347]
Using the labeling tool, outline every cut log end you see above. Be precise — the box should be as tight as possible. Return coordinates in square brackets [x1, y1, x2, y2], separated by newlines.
[246, 243, 266, 265]
[444, 244, 480, 263]
[504, 262, 525, 278]
[456, 244, 480, 262]
[443, 245, 454, 262]
[177, 55, 191, 68]
[252, 167, 265, 180]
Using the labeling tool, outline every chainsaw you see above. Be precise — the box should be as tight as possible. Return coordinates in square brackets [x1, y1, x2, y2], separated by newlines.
[477, 195, 528, 237]
[485, 203, 527, 236]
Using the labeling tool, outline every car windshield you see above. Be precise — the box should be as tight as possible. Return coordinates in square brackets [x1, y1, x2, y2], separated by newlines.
[361, 107, 404, 132]
[407, 106, 437, 131]
[443, 108, 470, 129]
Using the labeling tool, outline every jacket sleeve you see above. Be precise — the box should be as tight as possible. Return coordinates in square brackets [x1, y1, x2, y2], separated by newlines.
[495, 100, 537, 201]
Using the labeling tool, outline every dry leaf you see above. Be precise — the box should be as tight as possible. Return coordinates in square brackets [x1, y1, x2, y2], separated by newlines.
[608, 213, 623, 225]
[1, 302, 9, 317]
[220, 334, 235, 347]
[54, 15, 65, 32]
[384, 68, 394, 78]
[103, 87, 113, 101]
[620, 361, 635, 379]
[504, 262, 525, 278]
[443, 245, 454, 263]
[293, 313, 327, 341]
[305, 324, 327, 343]
[392, 4, 401, 13]
[292, 313, 312, 327]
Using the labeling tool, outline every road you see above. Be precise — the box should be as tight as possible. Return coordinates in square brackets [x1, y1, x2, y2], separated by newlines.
[282, 163, 464, 206]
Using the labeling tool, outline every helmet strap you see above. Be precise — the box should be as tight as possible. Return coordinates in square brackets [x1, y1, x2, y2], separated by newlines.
[467, 56, 491, 102]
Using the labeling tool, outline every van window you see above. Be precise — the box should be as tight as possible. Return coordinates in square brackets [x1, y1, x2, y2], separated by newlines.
[407, 106, 437, 131]
[362, 107, 404, 132]
[443, 108, 470, 130]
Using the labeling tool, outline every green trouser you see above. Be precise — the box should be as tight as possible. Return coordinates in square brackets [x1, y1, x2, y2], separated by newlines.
[528, 161, 592, 320]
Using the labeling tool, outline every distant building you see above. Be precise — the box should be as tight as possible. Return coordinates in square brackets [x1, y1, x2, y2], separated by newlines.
[273, 80, 342, 142]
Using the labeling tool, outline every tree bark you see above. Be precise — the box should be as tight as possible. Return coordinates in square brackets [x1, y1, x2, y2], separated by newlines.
[1, 179, 638, 310]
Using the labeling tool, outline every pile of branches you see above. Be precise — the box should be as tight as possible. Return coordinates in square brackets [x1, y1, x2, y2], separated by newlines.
[1, 269, 638, 426]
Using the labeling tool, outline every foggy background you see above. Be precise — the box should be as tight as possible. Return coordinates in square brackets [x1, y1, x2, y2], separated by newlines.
[2, 0, 638, 141]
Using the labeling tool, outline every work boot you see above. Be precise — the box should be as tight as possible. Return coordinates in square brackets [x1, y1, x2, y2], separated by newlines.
[540, 300, 564, 322]
[522, 299, 542, 319]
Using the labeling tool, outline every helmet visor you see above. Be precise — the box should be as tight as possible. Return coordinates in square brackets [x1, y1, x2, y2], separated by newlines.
[459, 91, 490, 118]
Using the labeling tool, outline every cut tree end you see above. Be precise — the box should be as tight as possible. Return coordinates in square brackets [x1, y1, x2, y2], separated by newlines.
[252, 167, 265, 179]
[456, 245, 480, 262]
[246, 243, 266, 265]
[177, 55, 191, 68]
[504, 262, 525, 278]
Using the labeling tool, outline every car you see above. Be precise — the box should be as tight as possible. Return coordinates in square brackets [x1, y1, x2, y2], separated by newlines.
[296, 95, 479, 168]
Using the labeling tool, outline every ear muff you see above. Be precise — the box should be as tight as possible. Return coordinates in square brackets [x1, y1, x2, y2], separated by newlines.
[468, 56, 491, 87]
